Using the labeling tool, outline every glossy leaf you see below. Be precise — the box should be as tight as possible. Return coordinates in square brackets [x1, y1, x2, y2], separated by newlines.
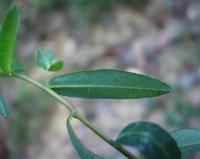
[36, 48, 55, 70]
[0, 95, 8, 118]
[116, 122, 181, 159]
[48, 69, 172, 99]
[0, 5, 19, 74]
[48, 60, 64, 72]
[67, 116, 104, 159]
[171, 129, 200, 158]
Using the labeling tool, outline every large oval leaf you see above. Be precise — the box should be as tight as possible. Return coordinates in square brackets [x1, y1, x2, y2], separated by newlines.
[0, 5, 19, 74]
[67, 116, 104, 159]
[171, 129, 200, 158]
[48, 69, 172, 99]
[116, 122, 181, 159]
[0, 95, 8, 118]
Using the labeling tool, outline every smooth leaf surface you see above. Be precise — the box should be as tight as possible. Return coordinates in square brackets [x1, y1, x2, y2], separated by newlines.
[48, 69, 172, 99]
[0, 5, 19, 74]
[116, 122, 181, 159]
[67, 116, 104, 159]
[36, 48, 55, 70]
[0, 95, 8, 118]
[48, 60, 64, 72]
[171, 129, 200, 158]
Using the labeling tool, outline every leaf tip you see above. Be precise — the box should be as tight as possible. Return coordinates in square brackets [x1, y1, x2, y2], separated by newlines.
[166, 84, 173, 93]
[8, 5, 19, 16]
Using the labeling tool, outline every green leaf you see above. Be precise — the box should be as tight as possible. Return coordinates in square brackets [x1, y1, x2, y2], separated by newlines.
[48, 69, 172, 99]
[0, 5, 19, 74]
[36, 48, 64, 72]
[36, 48, 55, 70]
[67, 116, 104, 159]
[116, 122, 181, 159]
[48, 60, 64, 72]
[171, 129, 200, 158]
[0, 95, 8, 118]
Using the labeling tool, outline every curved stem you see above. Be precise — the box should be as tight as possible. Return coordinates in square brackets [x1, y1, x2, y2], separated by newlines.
[13, 72, 137, 159]
[74, 112, 137, 159]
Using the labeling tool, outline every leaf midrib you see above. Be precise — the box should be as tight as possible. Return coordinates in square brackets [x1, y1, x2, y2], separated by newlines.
[48, 84, 170, 92]
[40, 52, 51, 69]
[178, 143, 200, 149]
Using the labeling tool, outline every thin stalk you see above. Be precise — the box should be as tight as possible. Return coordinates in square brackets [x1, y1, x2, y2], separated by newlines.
[13, 72, 137, 159]
[44, 70, 48, 87]
[13, 72, 75, 112]
[74, 112, 137, 159]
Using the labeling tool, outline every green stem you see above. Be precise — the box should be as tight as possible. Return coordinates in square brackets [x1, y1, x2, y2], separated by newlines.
[74, 112, 137, 159]
[13, 72, 75, 112]
[44, 70, 48, 87]
[13, 72, 137, 159]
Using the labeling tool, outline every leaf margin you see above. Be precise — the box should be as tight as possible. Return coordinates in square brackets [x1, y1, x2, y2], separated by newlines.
[0, 95, 9, 118]
[48, 69, 172, 99]
[66, 115, 104, 159]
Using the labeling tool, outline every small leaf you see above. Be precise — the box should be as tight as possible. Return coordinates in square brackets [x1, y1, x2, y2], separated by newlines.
[0, 5, 19, 74]
[171, 129, 200, 158]
[36, 48, 55, 70]
[67, 116, 104, 159]
[48, 69, 172, 99]
[48, 60, 64, 72]
[116, 122, 181, 159]
[0, 95, 8, 118]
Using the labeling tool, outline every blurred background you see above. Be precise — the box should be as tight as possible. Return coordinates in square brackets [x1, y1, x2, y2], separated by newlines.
[0, 0, 200, 158]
